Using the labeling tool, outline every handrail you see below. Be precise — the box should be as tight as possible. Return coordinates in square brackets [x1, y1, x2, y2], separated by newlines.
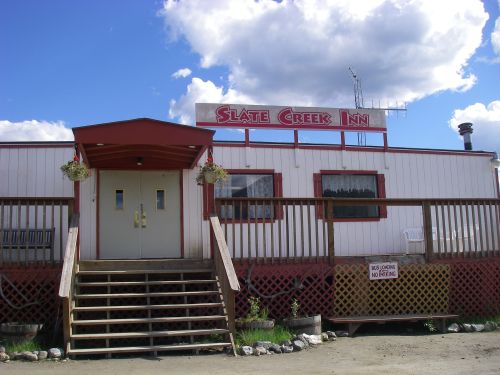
[210, 214, 240, 354]
[58, 213, 79, 298]
[210, 215, 240, 292]
[58, 213, 79, 356]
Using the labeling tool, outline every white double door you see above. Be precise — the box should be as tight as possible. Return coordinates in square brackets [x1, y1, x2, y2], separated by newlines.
[99, 171, 181, 259]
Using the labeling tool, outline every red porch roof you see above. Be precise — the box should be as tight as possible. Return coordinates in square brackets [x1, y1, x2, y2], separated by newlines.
[73, 118, 214, 170]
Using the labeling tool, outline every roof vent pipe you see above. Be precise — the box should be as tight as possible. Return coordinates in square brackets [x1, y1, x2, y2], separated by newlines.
[458, 122, 473, 151]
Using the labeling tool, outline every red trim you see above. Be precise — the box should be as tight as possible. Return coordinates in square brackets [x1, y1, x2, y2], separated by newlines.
[179, 170, 184, 258]
[273, 173, 283, 219]
[225, 169, 276, 174]
[313, 173, 324, 219]
[190, 145, 208, 169]
[196, 121, 387, 132]
[0, 143, 73, 149]
[213, 142, 495, 158]
[96, 169, 100, 260]
[496, 168, 500, 199]
[314, 170, 387, 221]
[376, 174, 387, 218]
[202, 183, 215, 220]
[320, 169, 378, 175]
[74, 180, 81, 261]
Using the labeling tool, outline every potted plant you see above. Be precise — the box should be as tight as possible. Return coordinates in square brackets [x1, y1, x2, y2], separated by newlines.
[61, 158, 89, 181]
[282, 298, 322, 335]
[0, 322, 43, 345]
[236, 296, 275, 330]
[196, 156, 227, 185]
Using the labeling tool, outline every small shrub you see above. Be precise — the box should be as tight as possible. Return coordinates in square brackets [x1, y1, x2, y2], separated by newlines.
[236, 325, 293, 347]
[5, 339, 43, 354]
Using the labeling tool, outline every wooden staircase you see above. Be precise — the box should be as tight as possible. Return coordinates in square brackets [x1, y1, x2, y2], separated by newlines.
[66, 260, 234, 357]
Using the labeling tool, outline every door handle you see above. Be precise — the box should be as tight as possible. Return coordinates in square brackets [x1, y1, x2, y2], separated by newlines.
[134, 210, 140, 228]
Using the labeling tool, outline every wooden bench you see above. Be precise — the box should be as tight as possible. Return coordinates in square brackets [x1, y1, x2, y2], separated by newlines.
[1, 229, 55, 260]
[328, 314, 459, 336]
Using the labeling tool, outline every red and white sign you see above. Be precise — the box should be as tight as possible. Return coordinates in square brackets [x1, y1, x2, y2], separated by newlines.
[369, 262, 399, 280]
[195, 103, 386, 131]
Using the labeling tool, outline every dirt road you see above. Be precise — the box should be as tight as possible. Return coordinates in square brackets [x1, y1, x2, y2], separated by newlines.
[2, 332, 500, 375]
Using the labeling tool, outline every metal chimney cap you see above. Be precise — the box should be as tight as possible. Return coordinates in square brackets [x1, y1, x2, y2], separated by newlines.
[458, 122, 473, 135]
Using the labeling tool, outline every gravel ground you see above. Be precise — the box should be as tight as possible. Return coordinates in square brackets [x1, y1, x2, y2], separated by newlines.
[2, 332, 500, 375]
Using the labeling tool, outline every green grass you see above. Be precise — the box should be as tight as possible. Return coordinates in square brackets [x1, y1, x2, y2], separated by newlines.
[4, 339, 43, 353]
[235, 325, 293, 347]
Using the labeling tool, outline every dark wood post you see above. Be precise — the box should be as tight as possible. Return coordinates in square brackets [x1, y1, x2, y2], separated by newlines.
[423, 202, 434, 262]
[327, 200, 335, 264]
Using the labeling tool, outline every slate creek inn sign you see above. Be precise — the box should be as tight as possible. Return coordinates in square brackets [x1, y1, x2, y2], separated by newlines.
[195, 103, 387, 132]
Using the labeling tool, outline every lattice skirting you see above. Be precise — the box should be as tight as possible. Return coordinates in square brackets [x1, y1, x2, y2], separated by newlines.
[333, 264, 451, 317]
[0, 266, 62, 330]
[433, 258, 500, 317]
[234, 262, 335, 320]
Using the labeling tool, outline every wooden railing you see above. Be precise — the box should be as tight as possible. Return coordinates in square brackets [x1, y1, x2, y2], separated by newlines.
[215, 198, 500, 262]
[58, 213, 79, 355]
[209, 215, 240, 348]
[0, 197, 74, 266]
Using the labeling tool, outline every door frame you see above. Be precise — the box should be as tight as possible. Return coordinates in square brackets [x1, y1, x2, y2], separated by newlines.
[95, 168, 184, 259]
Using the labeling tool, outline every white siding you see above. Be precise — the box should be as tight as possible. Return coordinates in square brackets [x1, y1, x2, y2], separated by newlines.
[0, 146, 74, 197]
[79, 172, 97, 260]
[7, 144, 494, 260]
[0, 145, 74, 261]
[202, 146, 498, 258]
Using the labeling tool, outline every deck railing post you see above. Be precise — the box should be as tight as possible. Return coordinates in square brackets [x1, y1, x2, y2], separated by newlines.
[327, 200, 335, 264]
[423, 202, 434, 262]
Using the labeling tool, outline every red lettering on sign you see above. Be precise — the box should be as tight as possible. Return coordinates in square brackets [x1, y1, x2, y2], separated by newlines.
[277, 107, 332, 127]
[216, 105, 270, 125]
[340, 111, 370, 127]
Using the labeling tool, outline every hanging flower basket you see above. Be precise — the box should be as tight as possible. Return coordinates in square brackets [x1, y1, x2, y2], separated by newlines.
[196, 157, 227, 185]
[61, 160, 90, 181]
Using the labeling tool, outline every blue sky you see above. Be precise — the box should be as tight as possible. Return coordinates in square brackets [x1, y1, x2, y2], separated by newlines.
[1, 0, 499, 156]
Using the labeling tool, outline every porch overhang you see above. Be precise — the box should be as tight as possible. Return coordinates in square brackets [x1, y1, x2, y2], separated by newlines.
[72, 118, 214, 170]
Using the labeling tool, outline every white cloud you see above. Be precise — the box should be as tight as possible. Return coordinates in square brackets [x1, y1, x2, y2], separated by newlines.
[168, 77, 253, 124]
[492, 15, 500, 55]
[171, 68, 192, 79]
[449, 101, 500, 154]
[0, 120, 73, 142]
[160, 0, 488, 123]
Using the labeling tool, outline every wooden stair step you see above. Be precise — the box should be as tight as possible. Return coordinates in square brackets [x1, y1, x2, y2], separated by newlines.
[68, 342, 231, 355]
[74, 290, 219, 299]
[78, 269, 212, 276]
[77, 279, 217, 287]
[73, 302, 223, 312]
[72, 315, 227, 325]
[71, 328, 229, 340]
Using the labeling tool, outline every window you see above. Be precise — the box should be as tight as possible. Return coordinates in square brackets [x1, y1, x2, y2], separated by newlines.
[314, 171, 387, 220]
[156, 189, 165, 210]
[115, 190, 124, 210]
[215, 174, 274, 219]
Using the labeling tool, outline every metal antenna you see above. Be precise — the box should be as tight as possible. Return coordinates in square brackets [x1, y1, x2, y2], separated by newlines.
[349, 67, 366, 145]
[348, 67, 408, 146]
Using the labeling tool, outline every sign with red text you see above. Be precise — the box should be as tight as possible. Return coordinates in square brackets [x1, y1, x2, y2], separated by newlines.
[369, 262, 399, 280]
[195, 103, 386, 131]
